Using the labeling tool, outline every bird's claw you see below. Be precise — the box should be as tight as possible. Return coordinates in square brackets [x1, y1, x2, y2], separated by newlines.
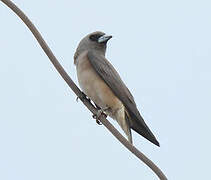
[92, 110, 103, 125]
[92, 108, 108, 125]
[96, 119, 102, 125]
[92, 114, 102, 125]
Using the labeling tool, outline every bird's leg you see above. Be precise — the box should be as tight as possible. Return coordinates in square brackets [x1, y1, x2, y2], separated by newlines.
[92, 103, 102, 125]
[93, 107, 110, 125]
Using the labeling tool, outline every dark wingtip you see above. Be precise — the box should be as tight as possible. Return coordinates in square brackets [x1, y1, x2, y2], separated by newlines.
[153, 139, 160, 147]
[129, 113, 160, 147]
[148, 134, 160, 147]
[131, 124, 160, 147]
[146, 134, 160, 147]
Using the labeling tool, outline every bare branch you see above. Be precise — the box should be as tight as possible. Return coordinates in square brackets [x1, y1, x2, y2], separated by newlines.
[0, 0, 168, 179]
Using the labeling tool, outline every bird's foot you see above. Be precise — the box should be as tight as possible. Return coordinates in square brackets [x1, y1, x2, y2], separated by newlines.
[92, 107, 109, 125]
[96, 118, 103, 125]
[92, 110, 103, 125]
[96, 109, 104, 125]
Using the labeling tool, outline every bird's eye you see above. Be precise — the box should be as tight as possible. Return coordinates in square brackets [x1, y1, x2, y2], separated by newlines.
[89, 34, 102, 42]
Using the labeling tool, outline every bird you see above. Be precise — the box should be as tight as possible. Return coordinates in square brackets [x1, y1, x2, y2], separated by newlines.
[74, 31, 160, 146]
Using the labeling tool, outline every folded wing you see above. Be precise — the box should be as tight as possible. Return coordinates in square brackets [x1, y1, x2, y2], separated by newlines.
[87, 51, 160, 146]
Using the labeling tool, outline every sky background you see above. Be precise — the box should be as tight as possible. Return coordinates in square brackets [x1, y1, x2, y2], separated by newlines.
[0, 0, 211, 179]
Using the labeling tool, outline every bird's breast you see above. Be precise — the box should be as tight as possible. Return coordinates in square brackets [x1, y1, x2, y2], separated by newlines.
[76, 51, 123, 113]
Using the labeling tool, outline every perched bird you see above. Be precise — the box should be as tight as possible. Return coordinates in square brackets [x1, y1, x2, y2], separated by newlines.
[74, 31, 159, 146]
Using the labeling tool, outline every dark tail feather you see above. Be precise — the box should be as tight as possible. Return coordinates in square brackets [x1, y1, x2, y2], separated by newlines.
[129, 113, 160, 147]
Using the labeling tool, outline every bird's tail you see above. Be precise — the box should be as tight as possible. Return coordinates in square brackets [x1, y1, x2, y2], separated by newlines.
[115, 106, 133, 144]
[125, 111, 133, 144]
[125, 108, 160, 146]
[129, 112, 160, 147]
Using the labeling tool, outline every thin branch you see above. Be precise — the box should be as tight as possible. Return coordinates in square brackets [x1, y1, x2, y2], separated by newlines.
[0, 0, 168, 179]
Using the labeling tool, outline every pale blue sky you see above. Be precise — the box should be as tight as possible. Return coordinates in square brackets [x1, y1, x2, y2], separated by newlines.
[0, 0, 211, 179]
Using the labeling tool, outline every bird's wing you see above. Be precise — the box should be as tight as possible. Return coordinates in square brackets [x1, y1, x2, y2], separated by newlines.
[87, 51, 159, 146]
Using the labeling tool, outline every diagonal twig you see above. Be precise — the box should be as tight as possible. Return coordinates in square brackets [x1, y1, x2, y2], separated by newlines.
[0, 0, 168, 179]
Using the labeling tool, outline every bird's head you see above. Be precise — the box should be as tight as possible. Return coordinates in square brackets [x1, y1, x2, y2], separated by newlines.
[75, 31, 112, 57]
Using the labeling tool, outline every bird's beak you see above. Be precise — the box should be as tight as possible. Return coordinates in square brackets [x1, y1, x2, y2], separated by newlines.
[98, 34, 112, 43]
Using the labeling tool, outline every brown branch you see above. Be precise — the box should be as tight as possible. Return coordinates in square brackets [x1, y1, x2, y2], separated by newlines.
[0, 0, 168, 179]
